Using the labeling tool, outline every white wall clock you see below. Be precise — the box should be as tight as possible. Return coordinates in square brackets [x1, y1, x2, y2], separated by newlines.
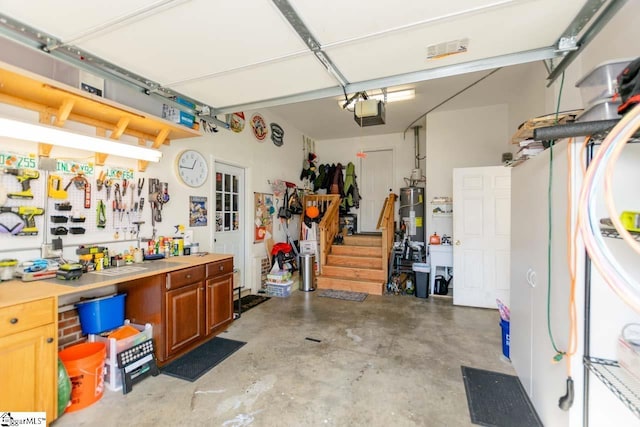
[176, 149, 209, 187]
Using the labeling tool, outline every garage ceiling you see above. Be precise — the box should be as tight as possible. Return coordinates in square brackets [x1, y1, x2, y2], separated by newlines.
[0, 0, 624, 139]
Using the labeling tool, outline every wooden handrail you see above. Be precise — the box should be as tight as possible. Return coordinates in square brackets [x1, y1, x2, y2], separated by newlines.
[301, 194, 340, 273]
[377, 193, 397, 281]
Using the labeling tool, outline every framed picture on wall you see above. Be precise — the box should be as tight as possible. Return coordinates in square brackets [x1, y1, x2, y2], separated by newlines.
[254, 192, 274, 242]
[189, 196, 208, 227]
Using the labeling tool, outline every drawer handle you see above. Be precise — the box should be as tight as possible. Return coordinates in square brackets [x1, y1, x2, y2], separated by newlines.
[47, 337, 54, 344]
[219, 265, 224, 271]
[186, 274, 192, 279]
[9, 317, 18, 324]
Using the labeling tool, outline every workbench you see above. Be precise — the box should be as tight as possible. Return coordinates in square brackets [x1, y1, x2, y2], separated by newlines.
[0, 253, 233, 423]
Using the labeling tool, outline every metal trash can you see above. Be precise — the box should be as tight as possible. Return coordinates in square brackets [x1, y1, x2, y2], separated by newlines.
[299, 254, 316, 291]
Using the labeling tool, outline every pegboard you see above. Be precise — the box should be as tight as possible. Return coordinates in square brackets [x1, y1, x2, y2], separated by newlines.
[45, 165, 148, 246]
[0, 158, 154, 255]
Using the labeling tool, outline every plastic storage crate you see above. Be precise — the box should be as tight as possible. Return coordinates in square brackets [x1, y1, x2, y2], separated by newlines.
[575, 58, 632, 107]
[266, 280, 293, 297]
[76, 293, 126, 335]
[88, 320, 153, 391]
[577, 98, 621, 122]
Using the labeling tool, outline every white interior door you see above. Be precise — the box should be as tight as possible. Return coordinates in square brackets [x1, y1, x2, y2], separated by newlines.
[213, 162, 245, 287]
[360, 149, 393, 232]
[453, 166, 511, 308]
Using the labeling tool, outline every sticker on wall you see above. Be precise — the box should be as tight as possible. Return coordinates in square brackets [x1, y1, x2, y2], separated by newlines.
[270, 123, 284, 147]
[228, 112, 245, 133]
[250, 114, 268, 141]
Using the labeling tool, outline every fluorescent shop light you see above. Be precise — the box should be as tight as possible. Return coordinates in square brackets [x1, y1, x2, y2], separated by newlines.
[0, 116, 162, 162]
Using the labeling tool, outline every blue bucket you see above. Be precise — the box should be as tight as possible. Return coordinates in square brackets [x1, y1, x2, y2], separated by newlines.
[500, 319, 510, 359]
[76, 294, 125, 335]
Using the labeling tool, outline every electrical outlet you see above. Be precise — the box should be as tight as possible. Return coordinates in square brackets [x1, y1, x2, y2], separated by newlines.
[41, 244, 61, 259]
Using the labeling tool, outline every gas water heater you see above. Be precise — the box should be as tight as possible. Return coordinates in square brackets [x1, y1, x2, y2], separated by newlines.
[399, 187, 425, 242]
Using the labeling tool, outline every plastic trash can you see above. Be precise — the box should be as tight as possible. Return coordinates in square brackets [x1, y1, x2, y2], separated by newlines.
[412, 262, 430, 298]
[500, 319, 510, 359]
[299, 253, 316, 291]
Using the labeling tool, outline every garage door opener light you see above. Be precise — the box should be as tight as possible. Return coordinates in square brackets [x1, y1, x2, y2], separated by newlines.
[338, 89, 415, 111]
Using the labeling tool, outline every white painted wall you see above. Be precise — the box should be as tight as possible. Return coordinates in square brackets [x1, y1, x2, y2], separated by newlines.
[423, 62, 549, 240]
[0, 101, 303, 293]
[539, 2, 640, 426]
[425, 103, 509, 238]
[315, 130, 424, 233]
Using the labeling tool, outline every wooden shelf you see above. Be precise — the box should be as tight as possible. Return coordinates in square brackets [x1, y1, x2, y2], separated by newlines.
[0, 61, 201, 171]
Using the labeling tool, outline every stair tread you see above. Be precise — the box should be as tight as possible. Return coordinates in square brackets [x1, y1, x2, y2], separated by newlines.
[318, 276, 382, 283]
[324, 264, 383, 271]
[328, 253, 381, 258]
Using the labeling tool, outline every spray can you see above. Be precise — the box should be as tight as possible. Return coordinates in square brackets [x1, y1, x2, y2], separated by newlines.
[173, 237, 184, 256]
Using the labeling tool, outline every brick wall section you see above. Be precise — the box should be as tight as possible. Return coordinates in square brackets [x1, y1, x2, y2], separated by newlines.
[58, 309, 87, 350]
[260, 257, 270, 289]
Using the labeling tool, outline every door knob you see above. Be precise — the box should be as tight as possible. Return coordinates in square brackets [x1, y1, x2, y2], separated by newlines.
[46, 337, 54, 344]
[455, 240, 461, 246]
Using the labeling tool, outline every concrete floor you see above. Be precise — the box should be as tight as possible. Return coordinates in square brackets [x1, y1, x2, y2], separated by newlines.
[53, 288, 514, 427]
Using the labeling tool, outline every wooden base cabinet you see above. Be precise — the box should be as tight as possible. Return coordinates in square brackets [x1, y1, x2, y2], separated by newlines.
[164, 265, 205, 360]
[0, 298, 57, 423]
[206, 259, 234, 335]
[121, 257, 234, 365]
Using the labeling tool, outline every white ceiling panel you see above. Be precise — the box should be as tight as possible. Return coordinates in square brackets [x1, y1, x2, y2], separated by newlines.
[0, 0, 174, 41]
[0, 0, 622, 139]
[169, 53, 337, 107]
[66, 0, 308, 84]
[325, 0, 585, 83]
[290, 0, 527, 46]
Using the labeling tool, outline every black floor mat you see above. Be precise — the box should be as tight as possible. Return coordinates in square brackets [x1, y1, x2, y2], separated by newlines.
[461, 366, 543, 427]
[236, 294, 270, 314]
[162, 337, 246, 382]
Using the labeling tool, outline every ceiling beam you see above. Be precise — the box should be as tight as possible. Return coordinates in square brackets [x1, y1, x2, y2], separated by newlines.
[213, 47, 559, 115]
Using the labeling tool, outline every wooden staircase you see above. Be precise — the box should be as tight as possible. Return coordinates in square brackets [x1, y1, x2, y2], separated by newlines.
[317, 234, 386, 295]
[302, 193, 396, 297]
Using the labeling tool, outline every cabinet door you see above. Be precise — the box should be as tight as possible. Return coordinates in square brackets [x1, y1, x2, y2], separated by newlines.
[206, 273, 233, 335]
[165, 282, 203, 357]
[0, 323, 56, 422]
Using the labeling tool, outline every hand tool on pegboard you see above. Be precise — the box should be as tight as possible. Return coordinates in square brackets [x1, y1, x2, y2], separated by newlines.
[0, 206, 44, 235]
[47, 174, 67, 199]
[105, 179, 113, 201]
[129, 182, 136, 208]
[64, 172, 91, 208]
[2, 168, 39, 199]
[96, 200, 106, 229]
[137, 178, 144, 197]
[96, 170, 106, 191]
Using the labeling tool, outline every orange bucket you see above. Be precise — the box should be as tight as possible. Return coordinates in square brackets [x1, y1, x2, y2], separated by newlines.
[58, 342, 106, 412]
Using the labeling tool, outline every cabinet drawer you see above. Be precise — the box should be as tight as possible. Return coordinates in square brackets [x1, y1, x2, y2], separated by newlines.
[206, 259, 233, 278]
[0, 298, 55, 338]
[166, 265, 205, 290]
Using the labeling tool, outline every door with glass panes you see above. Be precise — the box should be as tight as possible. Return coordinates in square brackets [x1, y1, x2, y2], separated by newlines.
[213, 162, 245, 289]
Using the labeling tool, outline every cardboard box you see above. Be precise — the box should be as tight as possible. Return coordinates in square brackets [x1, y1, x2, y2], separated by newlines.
[162, 104, 194, 127]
